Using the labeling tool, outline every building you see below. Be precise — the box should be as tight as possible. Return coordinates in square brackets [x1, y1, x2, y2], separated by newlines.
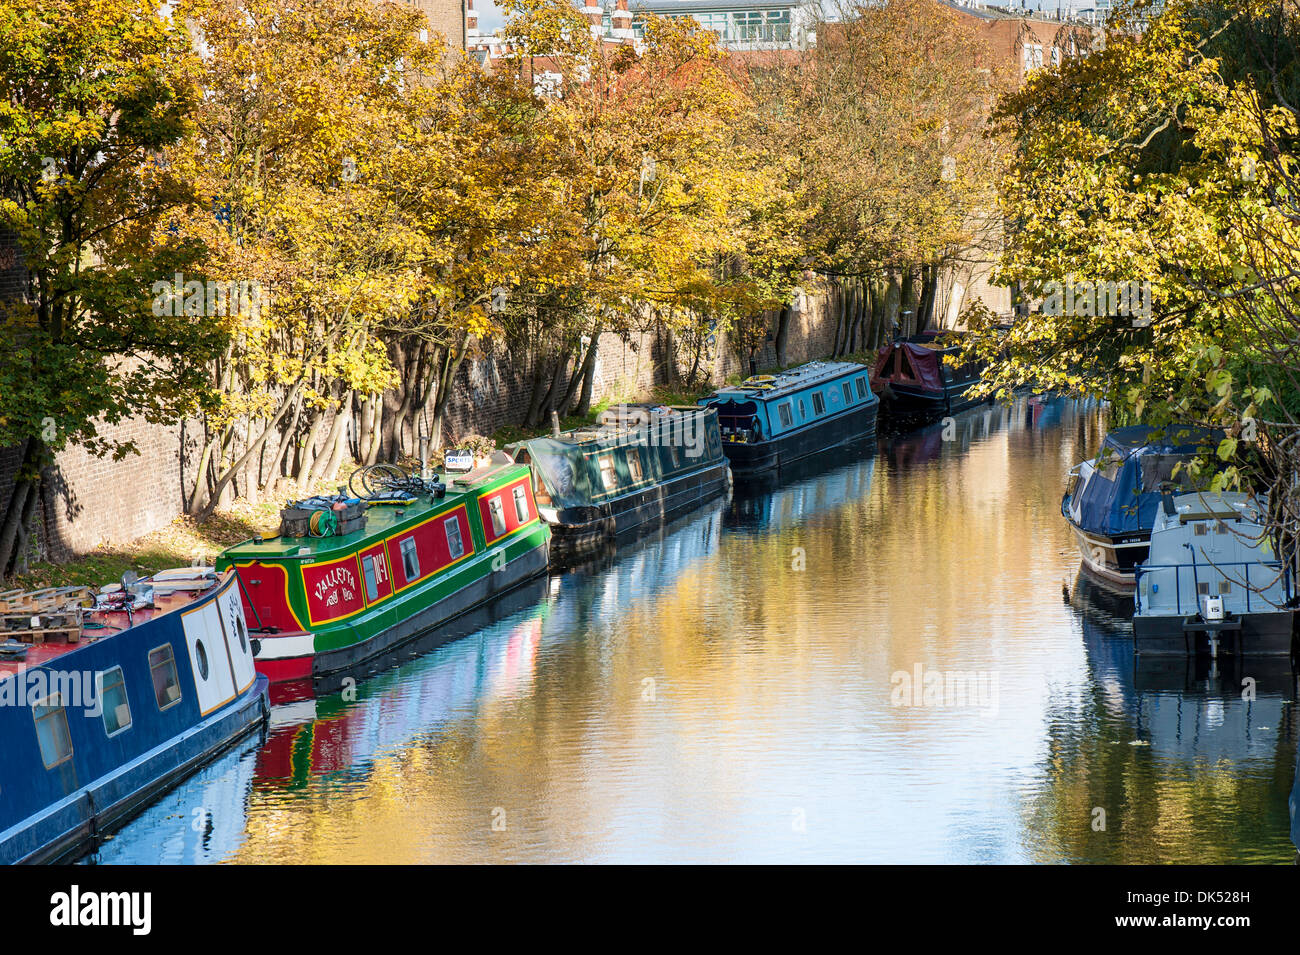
[630, 0, 818, 51]
[405, 0, 468, 49]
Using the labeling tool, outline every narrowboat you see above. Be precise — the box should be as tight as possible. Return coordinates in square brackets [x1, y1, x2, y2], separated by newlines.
[0, 571, 268, 864]
[1062, 424, 1223, 586]
[216, 454, 550, 704]
[870, 330, 988, 417]
[505, 404, 729, 565]
[1133, 491, 1294, 656]
[697, 361, 880, 478]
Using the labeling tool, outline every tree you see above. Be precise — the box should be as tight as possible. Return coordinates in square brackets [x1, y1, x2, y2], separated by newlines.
[0, 0, 221, 576]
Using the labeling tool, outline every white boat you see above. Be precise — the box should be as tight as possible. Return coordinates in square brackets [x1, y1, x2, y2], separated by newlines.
[1133, 491, 1295, 656]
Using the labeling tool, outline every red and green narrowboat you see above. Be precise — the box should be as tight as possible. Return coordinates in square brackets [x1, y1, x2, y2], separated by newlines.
[215, 453, 550, 703]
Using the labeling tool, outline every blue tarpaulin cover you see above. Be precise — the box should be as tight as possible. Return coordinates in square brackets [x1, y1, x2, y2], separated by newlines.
[1074, 425, 1223, 537]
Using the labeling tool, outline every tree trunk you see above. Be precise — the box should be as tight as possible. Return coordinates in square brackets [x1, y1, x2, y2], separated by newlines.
[774, 304, 792, 368]
[0, 438, 44, 579]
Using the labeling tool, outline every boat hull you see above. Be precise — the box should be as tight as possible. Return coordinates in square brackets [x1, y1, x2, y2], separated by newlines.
[253, 539, 551, 703]
[545, 460, 730, 565]
[1066, 520, 1150, 587]
[0, 676, 268, 864]
[1133, 611, 1295, 656]
[881, 380, 988, 417]
[723, 403, 878, 479]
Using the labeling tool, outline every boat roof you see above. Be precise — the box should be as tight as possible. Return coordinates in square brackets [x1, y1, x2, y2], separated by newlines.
[0, 571, 226, 684]
[709, 361, 868, 401]
[1162, 491, 1265, 523]
[222, 459, 528, 563]
[508, 405, 710, 451]
[1103, 424, 1223, 455]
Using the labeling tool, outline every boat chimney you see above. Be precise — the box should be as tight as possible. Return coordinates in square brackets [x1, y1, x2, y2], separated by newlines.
[551, 410, 561, 438]
[1160, 484, 1176, 519]
[419, 430, 429, 480]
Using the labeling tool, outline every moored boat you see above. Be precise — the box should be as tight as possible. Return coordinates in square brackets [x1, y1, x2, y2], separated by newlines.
[0, 571, 268, 864]
[505, 404, 729, 565]
[216, 454, 550, 703]
[1134, 491, 1295, 656]
[697, 360, 880, 478]
[870, 330, 988, 417]
[1062, 424, 1223, 587]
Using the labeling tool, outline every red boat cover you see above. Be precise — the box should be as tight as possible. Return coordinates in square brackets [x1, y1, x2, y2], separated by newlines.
[872, 342, 944, 392]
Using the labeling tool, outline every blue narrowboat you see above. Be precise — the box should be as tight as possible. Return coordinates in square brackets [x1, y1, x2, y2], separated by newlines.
[0, 570, 268, 864]
[697, 361, 880, 478]
[1061, 424, 1223, 586]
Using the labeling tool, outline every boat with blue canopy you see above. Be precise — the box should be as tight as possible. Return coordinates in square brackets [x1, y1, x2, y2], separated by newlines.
[1061, 424, 1223, 586]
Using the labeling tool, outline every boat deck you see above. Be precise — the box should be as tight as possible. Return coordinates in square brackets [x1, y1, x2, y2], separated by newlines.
[0, 581, 220, 682]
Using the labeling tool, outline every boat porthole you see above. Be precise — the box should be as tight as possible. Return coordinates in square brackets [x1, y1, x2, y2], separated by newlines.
[195, 640, 210, 681]
[235, 615, 248, 652]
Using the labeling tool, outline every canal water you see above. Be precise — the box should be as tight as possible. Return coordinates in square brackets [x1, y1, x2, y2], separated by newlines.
[86, 397, 1300, 864]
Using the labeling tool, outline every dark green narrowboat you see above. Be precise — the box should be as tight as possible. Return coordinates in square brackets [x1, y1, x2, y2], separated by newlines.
[506, 405, 730, 565]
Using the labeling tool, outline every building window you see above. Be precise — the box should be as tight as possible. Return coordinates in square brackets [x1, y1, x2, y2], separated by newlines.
[599, 454, 618, 491]
[842, 382, 853, 405]
[856, 377, 869, 399]
[812, 392, 826, 415]
[627, 449, 644, 483]
[33, 693, 73, 769]
[513, 485, 530, 523]
[401, 536, 421, 578]
[445, 517, 464, 559]
[98, 667, 132, 737]
[778, 402, 793, 427]
[1023, 44, 1044, 72]
[489, 497, 507, 536]
[362, 555, 380, 602]
[149, 644, 182, 710]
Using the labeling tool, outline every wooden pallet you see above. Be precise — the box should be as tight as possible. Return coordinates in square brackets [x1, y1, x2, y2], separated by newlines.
[9, 627, 80, 646]
[0, 586, 91, 613]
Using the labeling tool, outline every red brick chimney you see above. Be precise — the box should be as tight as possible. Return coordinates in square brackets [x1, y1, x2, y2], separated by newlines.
[611, 0, 632, 40]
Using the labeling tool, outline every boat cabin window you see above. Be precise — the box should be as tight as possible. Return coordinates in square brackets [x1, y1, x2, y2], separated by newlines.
[362, 555, 380, 602]
[33, 693, 74, 769]
[1194, 523, 1209, 536]
[401, 536, 421, 578]
[1196, 582, 1210, 595]
[627, 449, 644, 484]
[149, 644, 182, 711]
[444, 518, 464, 560]
[98, 666, 132, 737]
[599, 454, 618, 491]
[669, 443, 682, 467]
[778, 403, 793, 428]
[798, 399, 806, 418]
[489, 497, 507, 536]
[842, 382, 853, 405]
[1219, 582, 1232, 594]
[812, 393, 826, 415]
[856, 376, 869, 399]
[1139, 454, 1190, 491]
[513, 485, 530, 522]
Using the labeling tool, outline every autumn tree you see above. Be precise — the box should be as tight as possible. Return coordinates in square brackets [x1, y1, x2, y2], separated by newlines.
[0, 0, 221, 576]
[750, 0, 1011, 356]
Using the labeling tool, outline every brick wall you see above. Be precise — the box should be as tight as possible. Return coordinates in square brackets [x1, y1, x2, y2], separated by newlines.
[408, 0, 466, 48]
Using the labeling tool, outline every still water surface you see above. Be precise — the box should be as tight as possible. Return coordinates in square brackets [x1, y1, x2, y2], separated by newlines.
[88, 398, 1300, 863]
